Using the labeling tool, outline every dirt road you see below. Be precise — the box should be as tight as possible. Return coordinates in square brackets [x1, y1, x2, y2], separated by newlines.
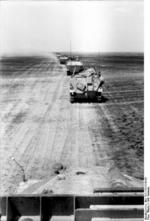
[0, 55, 143, 194]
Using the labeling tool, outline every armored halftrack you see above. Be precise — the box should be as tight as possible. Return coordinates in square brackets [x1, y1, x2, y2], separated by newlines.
[69, 68, 104, 103]
[59, 56, 68, 65]
[66, 61, 84, 76]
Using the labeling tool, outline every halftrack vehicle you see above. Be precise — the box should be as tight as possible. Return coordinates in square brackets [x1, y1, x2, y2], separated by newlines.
[66, 61, 84, 76]
[69, 68, 104, 103]
[59, 56, 68, 65]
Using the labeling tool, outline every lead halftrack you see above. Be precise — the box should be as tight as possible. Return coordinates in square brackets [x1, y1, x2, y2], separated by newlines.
[69, 68, 104, 103]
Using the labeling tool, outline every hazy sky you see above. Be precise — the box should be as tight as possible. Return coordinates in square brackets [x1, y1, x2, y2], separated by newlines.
[0, 0, 144, 55]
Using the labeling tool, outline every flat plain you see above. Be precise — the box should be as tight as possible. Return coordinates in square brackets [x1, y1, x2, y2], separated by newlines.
[0, 53, 144, 194]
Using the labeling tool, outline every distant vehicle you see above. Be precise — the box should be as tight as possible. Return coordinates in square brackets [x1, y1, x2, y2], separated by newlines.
[69, 68, 104, 103]
[66, 60, 84, 76]
[59, 56, 68, 65]
[67, 55, 79, 61]
[56, 53, 61, 58]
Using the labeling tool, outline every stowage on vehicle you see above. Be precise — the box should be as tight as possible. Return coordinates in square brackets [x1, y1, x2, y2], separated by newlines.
[69, 68, 104, 103]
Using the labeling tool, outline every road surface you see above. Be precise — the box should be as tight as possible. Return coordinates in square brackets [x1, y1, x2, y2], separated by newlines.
[0, 55, 143, 194]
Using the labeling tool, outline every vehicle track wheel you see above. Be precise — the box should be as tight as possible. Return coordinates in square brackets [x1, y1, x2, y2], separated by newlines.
[70, 96, 75, 103]
[97, 96, 102, 103]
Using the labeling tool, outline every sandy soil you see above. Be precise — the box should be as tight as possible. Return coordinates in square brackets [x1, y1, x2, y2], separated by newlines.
[0, 55, 143, 194]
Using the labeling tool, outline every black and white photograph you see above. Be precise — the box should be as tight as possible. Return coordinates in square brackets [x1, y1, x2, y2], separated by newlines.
[0, 0, 145, 220]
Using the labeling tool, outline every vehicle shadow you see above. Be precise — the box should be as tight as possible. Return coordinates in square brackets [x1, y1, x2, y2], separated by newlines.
[71, 96, 109, 104]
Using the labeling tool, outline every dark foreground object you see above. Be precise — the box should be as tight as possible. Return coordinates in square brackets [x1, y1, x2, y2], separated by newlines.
[70, 93, 104, 103]
[0, 188, 144, 221]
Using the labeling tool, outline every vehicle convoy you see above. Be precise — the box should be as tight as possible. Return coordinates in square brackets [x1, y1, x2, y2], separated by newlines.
[69, 68, 104, 103]
[66, 60, 84, 76]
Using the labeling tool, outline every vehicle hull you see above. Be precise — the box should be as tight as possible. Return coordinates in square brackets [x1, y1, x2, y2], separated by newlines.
[70, 91, 102, 103]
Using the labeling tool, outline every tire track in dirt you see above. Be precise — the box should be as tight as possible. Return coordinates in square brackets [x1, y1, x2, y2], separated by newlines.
[1, 56, 144, 194]
[65, 103, 80, 169]
[47, 75, 80, 170]
[102, 100, 143, 106]
[105, 89, 143, 94]
[0, 60, 65, 194]
[0, 65, 42, 139]
[86, 105, 112, 168]
[0, 73, 41, 193]
[86, 102, 143, 189]
[51, 102, 96, 194]
[100, 105, 119, 133]
[11, 71, 65, 190]
[95, 92, 143, 181]
[77, 104, 96, 169]
[115, 102, 144, 179]
[24, 71, 66, 178]
[131, 105, 144, 116]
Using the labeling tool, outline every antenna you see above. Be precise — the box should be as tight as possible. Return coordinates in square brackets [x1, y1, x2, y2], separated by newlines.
[72, 66, 76, 78]
[70, 40, 71, 59]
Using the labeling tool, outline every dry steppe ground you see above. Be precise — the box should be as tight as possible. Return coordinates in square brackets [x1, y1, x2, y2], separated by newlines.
[0, 54, 144, 194]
